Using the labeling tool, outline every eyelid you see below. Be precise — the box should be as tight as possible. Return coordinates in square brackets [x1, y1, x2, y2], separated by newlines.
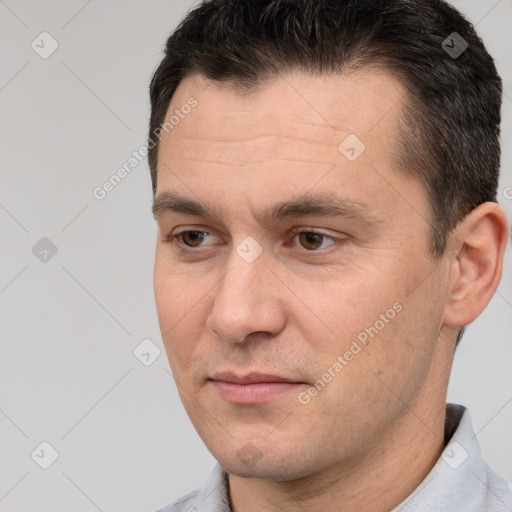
[171, 227, 223, 246]
[289, 227, 336, 236]
[288, 227, 340, 249]
[165, 226, 346, 253]
[289, 227, 342, 241]
[170, 226, 339, 239]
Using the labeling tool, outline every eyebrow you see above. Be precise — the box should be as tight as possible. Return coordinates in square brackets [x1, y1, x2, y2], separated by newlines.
[152, 191, 380, 226]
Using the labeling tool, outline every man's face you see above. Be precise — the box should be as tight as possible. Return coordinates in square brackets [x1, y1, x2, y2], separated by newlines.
[153, 69, 452, 479]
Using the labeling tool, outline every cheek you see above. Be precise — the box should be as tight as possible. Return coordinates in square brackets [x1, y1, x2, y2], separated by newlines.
[154, 250, 207, 322]
[287, 257, 425, 404]
[153, 259, 211, 365]
[290, 267, 402, 356]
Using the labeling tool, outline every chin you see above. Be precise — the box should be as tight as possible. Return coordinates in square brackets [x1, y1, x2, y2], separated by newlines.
[211, 442, 319, 481]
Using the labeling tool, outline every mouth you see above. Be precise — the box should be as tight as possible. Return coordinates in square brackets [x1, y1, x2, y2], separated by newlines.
[209, 371, 306, 404]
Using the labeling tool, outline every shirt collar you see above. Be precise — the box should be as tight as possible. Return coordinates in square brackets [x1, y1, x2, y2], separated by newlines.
[392, 403, 481, 510]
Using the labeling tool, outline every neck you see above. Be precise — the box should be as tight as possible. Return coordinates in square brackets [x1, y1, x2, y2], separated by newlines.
[228, 396, 447, 512]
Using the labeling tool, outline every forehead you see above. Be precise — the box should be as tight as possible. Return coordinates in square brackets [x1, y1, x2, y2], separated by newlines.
[164, 68, 406, 145]
[154, 68, 421, 222]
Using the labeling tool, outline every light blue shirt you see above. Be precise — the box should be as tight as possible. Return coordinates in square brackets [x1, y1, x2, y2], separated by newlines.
[156, 404, 512, 511]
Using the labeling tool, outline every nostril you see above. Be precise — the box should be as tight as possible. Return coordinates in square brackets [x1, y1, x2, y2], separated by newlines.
[209, 327, 247, 344]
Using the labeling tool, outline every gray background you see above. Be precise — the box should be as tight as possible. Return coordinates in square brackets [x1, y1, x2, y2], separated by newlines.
[0, 1, 510, 511]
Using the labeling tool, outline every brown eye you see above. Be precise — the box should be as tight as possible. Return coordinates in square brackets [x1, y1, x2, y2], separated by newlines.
[298, 232, 324, 250]
[182, 231, 207, 247]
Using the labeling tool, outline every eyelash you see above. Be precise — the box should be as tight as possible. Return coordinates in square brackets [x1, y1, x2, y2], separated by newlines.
[163, 228, 342, 254]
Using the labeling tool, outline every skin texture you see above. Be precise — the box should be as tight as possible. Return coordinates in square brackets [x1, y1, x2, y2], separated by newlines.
[152, 69, 509, 512]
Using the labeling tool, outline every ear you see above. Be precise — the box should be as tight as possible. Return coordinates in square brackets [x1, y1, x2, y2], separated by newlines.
[443, 202, 509, 328]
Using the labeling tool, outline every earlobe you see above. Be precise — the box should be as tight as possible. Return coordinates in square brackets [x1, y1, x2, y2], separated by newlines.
[443, 202, 509, 328]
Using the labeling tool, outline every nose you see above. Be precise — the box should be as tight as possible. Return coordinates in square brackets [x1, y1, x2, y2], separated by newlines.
[206, 247, 287, 344]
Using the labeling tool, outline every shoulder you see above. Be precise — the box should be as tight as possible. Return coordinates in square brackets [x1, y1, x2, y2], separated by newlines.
[482, 466, 512, 511]
[154, 489, 200, 512]
[154, 464, 230, 512]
